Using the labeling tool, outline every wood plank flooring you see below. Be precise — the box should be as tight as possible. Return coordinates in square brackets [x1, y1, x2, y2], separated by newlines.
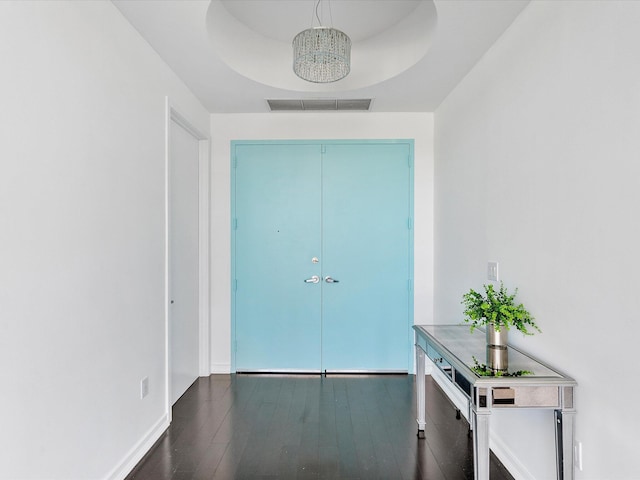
[125, 374, 514, 480]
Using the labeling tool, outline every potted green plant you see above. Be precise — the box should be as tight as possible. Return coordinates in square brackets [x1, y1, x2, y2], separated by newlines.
[461, 282, 540, 348]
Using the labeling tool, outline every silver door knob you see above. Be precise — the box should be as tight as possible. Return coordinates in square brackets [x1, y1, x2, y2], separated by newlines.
[304, 275, 320, 284]
[324, 276, 339, 283]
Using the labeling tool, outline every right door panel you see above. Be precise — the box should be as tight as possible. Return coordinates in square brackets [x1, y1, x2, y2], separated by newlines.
[321, 143, 411, 371]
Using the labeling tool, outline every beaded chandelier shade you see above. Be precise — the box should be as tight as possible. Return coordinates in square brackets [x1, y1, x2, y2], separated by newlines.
[293, 26, 351, 83]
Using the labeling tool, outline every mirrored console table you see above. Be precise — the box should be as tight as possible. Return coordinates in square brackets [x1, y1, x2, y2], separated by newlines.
[413, 325, 577, 480]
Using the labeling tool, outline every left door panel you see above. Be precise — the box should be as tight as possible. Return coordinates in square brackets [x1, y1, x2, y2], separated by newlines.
[234, 144, 322, 371]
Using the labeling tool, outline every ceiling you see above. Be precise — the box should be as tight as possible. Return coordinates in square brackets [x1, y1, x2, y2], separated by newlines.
[113, 0, 530, 113]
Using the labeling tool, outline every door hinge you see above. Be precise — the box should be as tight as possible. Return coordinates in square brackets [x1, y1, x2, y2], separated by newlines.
[233, 218, 238, 230]
[408, 217, 413, 230]
[408, 279, 413, 292]
[233, 156, 238, 168]
[408, 155, 413, 168]
[233, 279, 238, 292]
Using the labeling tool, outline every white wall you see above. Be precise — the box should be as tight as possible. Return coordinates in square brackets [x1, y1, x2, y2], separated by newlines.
[0, 2, 209, 479]
[435, 1, 640, 479]
[210, 113, 434, 373]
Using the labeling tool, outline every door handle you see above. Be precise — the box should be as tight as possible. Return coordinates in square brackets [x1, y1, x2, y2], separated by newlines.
[304, 275, 320, 284]
[324, 276, 339, 283]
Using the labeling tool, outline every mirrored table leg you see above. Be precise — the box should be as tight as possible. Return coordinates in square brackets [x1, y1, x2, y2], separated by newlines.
[416, 344, 426, 438]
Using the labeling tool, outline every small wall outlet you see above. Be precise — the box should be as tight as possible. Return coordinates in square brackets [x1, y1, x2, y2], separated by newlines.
[140, 376, 149, 399]
[488, 262, 499, 281]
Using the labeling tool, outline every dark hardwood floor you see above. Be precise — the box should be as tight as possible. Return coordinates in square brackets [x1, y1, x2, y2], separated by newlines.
[125, 374, 514, 480]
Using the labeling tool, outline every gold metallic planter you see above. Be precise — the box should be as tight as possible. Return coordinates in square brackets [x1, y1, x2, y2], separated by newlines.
[486, 323, 508, 372]
[486, 322, 508, 347]
[486, 345, 508, 372]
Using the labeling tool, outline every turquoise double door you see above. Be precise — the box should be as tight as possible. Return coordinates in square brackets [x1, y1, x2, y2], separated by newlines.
[232, 140, 413, 372]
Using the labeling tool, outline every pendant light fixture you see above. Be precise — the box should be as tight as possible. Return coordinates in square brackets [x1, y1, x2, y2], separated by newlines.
[292, 0, 351, 83]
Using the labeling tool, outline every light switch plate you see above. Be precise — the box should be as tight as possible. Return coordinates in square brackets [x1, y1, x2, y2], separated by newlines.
[488, 262, 499, 281]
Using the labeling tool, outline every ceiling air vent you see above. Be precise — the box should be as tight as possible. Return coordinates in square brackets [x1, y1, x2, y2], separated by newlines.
[267, 98, 372, 112]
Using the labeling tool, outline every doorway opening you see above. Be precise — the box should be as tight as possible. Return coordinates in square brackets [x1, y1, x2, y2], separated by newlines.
[231, 140, 414, 373]
[166, 101, 210, 414]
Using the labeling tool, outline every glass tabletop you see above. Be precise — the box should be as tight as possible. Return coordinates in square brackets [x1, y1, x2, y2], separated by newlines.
[415, 324, 566, 379]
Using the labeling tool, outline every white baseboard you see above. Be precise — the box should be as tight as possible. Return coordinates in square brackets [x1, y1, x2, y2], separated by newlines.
[489, 431, 536, 480]
[104, 413, 169, 480]
[210, 362, 231, 374]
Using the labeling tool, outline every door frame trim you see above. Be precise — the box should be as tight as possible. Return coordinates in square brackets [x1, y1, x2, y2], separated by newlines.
[230, 139, 414, 373]
[165, 98, 211, 420]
